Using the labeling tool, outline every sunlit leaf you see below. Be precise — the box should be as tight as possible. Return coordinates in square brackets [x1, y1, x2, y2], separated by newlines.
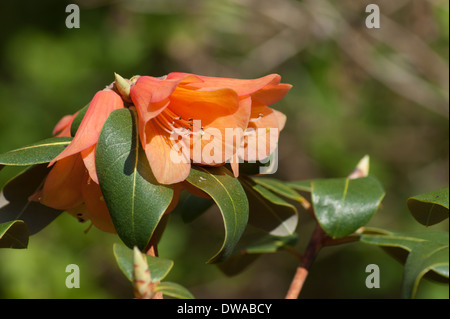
[96, 109, 174, 250]
[407, 187, 449, 226]
[0, 137, 72, 166]
[312, 176, 385, 238]
[186, 166, 248, 264]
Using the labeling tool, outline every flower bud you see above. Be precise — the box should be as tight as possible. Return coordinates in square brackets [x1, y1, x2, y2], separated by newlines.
[114, 73, 132, 103]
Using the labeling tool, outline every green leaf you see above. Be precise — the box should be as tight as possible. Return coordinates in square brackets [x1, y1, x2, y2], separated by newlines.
[0, 137, 72, 166]
[186, 166, 249, 264]
[240, 178, 298, 236]
[0, 165, 62, 235]
[96, 109, 174, 250]
[312, 176, 385, 238]
[154, 281, 195, 299]
[0, 220, 29, 248]
[70, 104, 89, 137]
[361, 230, 449, 298]
[252, 177, 304, 202]
[407, 188, 449, 226]
[113, 243, 173, 283]
[286, 180, 312, 193]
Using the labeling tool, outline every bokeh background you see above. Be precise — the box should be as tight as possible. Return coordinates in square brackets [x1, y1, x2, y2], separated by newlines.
[0, 0, 448, 299]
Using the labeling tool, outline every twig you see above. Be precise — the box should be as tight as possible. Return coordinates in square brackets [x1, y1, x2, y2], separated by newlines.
[285, 225, 326, 299]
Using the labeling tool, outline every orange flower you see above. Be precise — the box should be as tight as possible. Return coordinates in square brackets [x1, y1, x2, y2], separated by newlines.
[37, 111, 116, 233]
[49, 89, 125, 183]
[130, 73, 291, 184]
[39, 72, 291, 233]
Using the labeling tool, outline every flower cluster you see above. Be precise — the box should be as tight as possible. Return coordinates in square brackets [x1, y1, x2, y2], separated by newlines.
[34, 73, 292, 232]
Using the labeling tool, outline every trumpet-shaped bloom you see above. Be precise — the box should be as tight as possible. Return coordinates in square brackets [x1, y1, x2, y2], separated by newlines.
[130, 73, 291, 184]
[41, 72, 292, 233]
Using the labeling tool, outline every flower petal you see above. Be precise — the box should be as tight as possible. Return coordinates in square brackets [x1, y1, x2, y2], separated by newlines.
[238, 103, 284, 162]
[251, 83, 292, 106]
[189, 96, 251, 165]
[53, 114, 76, 137]
[40, 154, 85, 210]
[81, 176, 116, 233]
[168, 72, 281, 96]
[169, 87, 241, 124]
[130, 76, 182, 123]
[143, 120, 191, 185]
[49, 90, 124, 165]
[81, 144, 98, 184]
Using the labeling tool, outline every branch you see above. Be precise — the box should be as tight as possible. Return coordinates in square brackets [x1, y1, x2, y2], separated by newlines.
[285, 225, 326, 299]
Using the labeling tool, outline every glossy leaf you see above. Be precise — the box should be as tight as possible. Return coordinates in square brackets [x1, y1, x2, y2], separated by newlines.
[361, 230, 449, 298]
[96, 108, 174, 250]
[0, 137, 72, 166]
[0, 165, 62, 235]
[186, 166, 249, 264]
[70, 104, 89, 137]
[312, 176, 385, 238]
[241, 178, 298, 236]
[113, 243, 173, 283]
[407, 188, 449, 226]
[0, 220, 29, 248]
[154, 282, 195, 299]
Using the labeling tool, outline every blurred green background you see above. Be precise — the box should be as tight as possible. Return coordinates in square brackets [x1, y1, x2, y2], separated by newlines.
[0, 0, 448, 299]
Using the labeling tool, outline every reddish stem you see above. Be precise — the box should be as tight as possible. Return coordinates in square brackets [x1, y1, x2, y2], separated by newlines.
[285, 225, 325, 299]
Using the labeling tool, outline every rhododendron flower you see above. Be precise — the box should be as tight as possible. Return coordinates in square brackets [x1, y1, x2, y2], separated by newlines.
[39, 72, 291, 233]
[130, 72, 291, 184]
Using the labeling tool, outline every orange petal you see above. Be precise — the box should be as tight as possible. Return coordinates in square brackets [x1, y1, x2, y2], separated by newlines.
[81, 176, 116, 233]
[81, 144, 98, 184]
[167, 73, 281, 96]
[238, 103, 284, 162]
[229, 152, 240, 177]
[49, 90, 124, 165]
[189, 96, 251, 165]
[169, 87, 241, 125]
[130, 76, 181, 123]
[143, 120, 191, 185]
[40, 154, 85, 210]
[251, 83, 292, 106]
[53, 114, 76, 137]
